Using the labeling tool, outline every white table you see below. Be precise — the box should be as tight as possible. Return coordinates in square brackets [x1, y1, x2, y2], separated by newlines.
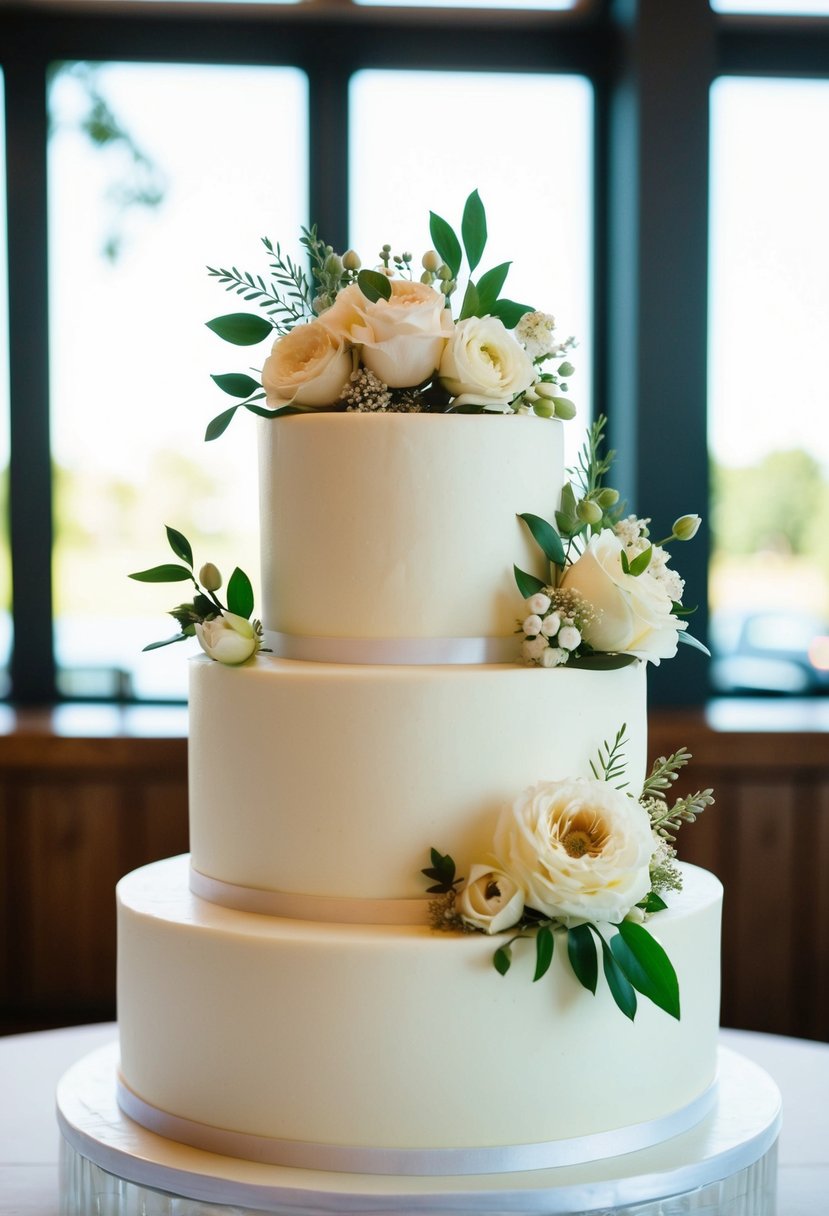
[1, 1024, 826, 1215]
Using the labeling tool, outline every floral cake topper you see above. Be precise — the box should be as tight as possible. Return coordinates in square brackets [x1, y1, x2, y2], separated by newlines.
[515, 414, 706, 668]
[424, 731, 714, 1023]
[204, 189, 576, 437]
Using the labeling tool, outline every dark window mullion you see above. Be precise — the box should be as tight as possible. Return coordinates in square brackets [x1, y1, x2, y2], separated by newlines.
[5, 55, 56, 706]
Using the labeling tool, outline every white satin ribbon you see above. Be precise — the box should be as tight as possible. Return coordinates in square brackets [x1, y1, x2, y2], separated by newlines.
[189, 866, 431, 925]
[264, 629, 518, 665]
[116, 1073, 719, 1177]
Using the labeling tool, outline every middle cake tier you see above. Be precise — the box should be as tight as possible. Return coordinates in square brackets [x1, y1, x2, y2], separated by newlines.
[188, 654, 647, 903]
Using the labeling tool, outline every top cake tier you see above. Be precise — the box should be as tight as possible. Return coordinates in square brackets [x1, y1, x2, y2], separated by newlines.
[258, 412, 563, 643]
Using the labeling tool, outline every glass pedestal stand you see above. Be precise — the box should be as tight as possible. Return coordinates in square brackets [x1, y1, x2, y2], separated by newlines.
[58, 1043, 781, 1216]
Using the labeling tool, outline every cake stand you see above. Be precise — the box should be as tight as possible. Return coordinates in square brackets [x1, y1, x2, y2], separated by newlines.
[58, 1042, 780, 1215]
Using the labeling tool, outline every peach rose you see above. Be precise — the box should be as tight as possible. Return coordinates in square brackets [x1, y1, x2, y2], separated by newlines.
[261, 319, 353, 409]
[319, 280, 452, 387]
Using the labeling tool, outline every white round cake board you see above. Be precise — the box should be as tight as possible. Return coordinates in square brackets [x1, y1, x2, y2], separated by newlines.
[57, 1042, 781, 1215]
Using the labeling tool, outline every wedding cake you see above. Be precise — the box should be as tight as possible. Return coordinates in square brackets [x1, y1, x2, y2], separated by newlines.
[95, 194, 743, 1203]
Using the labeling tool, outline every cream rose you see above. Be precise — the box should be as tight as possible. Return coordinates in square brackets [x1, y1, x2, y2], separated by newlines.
[438, 315, 535, 410]
[261, 319, 352, 409]
[561, 529, 687, 664]
[195, 612, 259, 665]
[493, 777, 654, 924]
[457, 863, 524, 935]
[319, 280, 452, 387]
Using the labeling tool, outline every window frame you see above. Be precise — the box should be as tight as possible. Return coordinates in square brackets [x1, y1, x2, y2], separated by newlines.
[2, 0, 829, 707]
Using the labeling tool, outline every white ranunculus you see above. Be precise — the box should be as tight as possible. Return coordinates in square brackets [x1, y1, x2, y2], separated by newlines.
[493, 777, 654, 924]
[457, 863, 525, 934]
[523, 614, 543, 636]
[319, 280, 452, 387]
[261, 319, 353, 409]
[438, 315, 535, 410]
[522, 635, 548, 662]
[195, 612, 259, 665]
[561, 529, 687, 664]
[540, 612, 561, 638]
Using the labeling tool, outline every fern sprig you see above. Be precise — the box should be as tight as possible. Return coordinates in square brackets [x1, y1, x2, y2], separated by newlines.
[589, 723, 629, 788]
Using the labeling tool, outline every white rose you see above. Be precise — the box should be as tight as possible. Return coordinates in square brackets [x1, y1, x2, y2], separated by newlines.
[540, 612, 561, 638]
[522, 614, 543, 636]
[558, 624, 582, 651]
[457, 863, 525, 934]
[319, 280, 452, 387]
[561, 529, 687, 664]
[261, 319, 352, 409]
[493, 777, 654, 924]
[195, 612, 259, 665]
[438, 315, 535, 410]
[526, 592, 552, 616]
[539, 646, 567, 668]
[522, 635, 548, 662]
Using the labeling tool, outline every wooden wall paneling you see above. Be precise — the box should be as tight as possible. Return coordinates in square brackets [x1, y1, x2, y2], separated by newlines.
[0, 780, 8, 1008]
[138, 778, 189, 867]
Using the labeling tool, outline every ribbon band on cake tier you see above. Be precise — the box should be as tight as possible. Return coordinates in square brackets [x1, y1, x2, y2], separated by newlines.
[115, 1073, 719, 1177]
[264, 629, 518, 665]
[189, 866, 432, 925]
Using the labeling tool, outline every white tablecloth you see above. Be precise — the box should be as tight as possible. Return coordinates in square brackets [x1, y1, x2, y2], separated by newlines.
[1, 1023, 826, 1215]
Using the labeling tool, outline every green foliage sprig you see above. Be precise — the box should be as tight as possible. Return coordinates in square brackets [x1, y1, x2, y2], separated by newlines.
[589, 723, 629, 789]
[129, 525, 257, 652]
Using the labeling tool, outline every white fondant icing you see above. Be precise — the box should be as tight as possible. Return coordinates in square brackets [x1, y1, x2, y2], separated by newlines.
[188, 655, 648, 900]
[117, 856, 722, 1154]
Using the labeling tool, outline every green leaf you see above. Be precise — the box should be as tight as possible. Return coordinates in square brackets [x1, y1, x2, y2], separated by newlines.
[461, 188, 487, 272]
[490, 298, 533, 330]
[620, 548, 631, 575]
[165, 526, 193, 568]
[142, 632, 190, 652]
[205, 404, 241, 441]
[677, 631, 711, 657]
[533, 925, 555, 982]
[357, 269, 392, 303]
[206, 312, 273, 346]
[566, 653, 639, 671]
[514, 565, 546, 599]
[475, 261, 511, 314]
[518, 513, 566, 567]
[560, 481, 577, 517]
[640, 891, 669, 914]
[458, 279, 480, 322]
[429, 210, 462, 277]
[598, 931, 638, 1020]
[567, 924, 598, 994]
[611, 920, 681, 1020]
[627, 545, 653, 577]
[226, 567, 254, 619]
[211, 372, 262, 399]
[493, 944, 512, 976]
[128, 564, 193, 584]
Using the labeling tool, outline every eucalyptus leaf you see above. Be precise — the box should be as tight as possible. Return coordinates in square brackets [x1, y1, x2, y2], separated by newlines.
[211, 372, 262, 399]
[677, 631, 711, 657]
[514, 565, 546, 598]
[640, 891, 669, 914]
[458, 279, 480, 322]
[598, 931, 638, 1021]
[627, 545, 653, 577]
[461, 189, 487, 272]
[566, 653, 639, 671]
[611, 920, 680, 1020]
[429, 210, 462, 277]
[357, 268, 393, 303]
[206, 312, 273, 346]
[165, 526, 193, 568]
[475, 261, 511, 314]
[533, 925, 555, 982]
[518, 513, 566, 567]
[142, 632, 190, 652]
[490, 298, 533, 330]
[493, 945, 512, 976]
[567, 923, 598, 994]
[205, 405, 241, 442]
[226, 567, 254, 619]
[129, 564, 193, 584]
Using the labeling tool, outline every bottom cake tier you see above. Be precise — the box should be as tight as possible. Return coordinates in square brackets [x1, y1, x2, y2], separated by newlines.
[117, 855, 722, 1172]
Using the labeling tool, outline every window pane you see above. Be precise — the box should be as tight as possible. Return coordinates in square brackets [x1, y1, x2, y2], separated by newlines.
[356, 0, 578, 8]
[48, 62, 307, 700]
[709, 77, 829, 696]
[0, 73, 9, 696]
[712, 1, 829, 13]
[349, 70, 593, 464]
